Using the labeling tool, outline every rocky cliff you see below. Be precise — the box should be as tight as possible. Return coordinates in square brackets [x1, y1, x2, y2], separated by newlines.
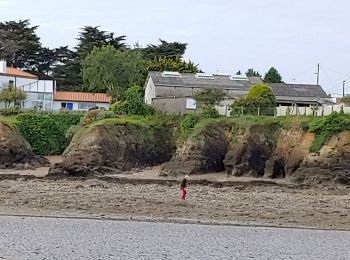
[0, 122, 48, 169]
[161, 117, 350, 185]
[49, 119, 176, 177]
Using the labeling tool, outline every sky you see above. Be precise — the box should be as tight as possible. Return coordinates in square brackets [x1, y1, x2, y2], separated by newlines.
[1, 0, 349, 96]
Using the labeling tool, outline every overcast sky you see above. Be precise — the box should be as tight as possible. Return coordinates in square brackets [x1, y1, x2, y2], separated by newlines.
[1, 0, 349, 96]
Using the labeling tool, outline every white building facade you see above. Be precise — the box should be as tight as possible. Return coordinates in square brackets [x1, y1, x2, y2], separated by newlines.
[0, 60, 54, 110]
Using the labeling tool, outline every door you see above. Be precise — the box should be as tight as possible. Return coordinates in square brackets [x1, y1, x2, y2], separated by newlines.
[67, 103, 73, 110]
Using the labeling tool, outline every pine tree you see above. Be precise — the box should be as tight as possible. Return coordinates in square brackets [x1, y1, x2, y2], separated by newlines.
[245, 68, 261, 77]
[263, 67, 283, 83]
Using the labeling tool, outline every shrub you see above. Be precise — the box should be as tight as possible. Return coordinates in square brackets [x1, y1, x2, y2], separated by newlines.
[180, 113, 201, 138]
[96, 110, 119, 120]
[308, 112, 349, 152]
[14, 112, 83, 155]
[0, 107, 23, 116]
[65, 125, 79, 144]
[111, 86, 155, 116]
[15, 113, 66, 155]
[231, 84, 276, 116]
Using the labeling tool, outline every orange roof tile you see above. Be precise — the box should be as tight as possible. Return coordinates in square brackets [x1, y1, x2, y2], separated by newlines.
[2, 67, 38, 79]
[54, 91, 112, 103]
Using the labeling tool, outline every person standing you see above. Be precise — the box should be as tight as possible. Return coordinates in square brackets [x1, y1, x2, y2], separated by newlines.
[180, 175, 189, 201]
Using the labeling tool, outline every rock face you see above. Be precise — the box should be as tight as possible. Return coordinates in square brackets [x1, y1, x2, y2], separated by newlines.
[291, 131, 350, 185]
[161, 122, 230, 176]
[0, 122, 49, 169]
[264, 128, 314, 178]
[49, 121, 175, 177]
[224, 125, 277, 178]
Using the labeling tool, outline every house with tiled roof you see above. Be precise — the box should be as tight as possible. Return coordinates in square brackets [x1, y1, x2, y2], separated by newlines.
[53, 91, 112, 111]
[0, 60, 55, 110]
[0, 60, 111, 111]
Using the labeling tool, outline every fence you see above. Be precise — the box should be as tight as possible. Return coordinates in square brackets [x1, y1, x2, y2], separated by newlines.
[215, 104, 350, 117]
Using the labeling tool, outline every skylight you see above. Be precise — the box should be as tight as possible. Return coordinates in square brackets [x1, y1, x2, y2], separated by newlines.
[195, 73, 214, 79]
[162, 71, 182, 78]
[229, 75, 249, 81]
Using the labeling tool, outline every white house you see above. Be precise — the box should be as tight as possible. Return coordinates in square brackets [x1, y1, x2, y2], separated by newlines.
[53, 91, 112, 111]
[0, 60, 54, 110]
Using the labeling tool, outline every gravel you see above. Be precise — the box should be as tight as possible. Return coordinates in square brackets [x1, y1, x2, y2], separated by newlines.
[0, 216, 349, 260]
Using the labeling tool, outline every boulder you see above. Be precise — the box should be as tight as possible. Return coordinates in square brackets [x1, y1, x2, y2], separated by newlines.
[0, 122, 49, 169]
[49, 121, 174, 177]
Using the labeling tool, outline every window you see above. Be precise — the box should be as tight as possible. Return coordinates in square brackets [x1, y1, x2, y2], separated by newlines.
[186, 98, 197, 110]
[44, 93, 52, 100]
[38, 93, 44, 100]
[44, 102, 52, 111]
[61, 102, 67, 108]
[78, 102, 97, 110]
[195, 73, 214, 79]
[162, 71, 182, 78]
[8, 80, 14, 87]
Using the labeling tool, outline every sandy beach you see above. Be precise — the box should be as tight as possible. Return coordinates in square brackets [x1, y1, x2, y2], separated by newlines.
[0, 174, 349, 230]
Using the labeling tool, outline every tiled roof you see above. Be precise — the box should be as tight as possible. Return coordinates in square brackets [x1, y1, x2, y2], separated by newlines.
[1, 67, 38, 79]
[54, 91, 112, 103]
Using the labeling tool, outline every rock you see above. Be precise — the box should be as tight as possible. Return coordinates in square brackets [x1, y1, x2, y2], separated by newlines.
[162, 121, 230, 175]
[0, 122, 49, 169]
[24, 163, 35, 170]
[49, 121, 175, 177]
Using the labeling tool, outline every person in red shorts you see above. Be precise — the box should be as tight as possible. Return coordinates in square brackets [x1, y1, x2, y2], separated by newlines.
[180, 175, 189, 201]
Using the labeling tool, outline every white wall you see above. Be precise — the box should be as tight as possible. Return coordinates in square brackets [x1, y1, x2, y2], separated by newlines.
[144, 77, 156, 105]
[276, 105, 350, 116]
[53, 101, 109, 111]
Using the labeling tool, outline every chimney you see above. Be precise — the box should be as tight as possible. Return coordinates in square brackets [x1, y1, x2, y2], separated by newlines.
[0, 60, 7, 73]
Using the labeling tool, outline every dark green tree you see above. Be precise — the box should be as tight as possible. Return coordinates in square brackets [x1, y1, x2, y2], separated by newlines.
[236, 70, 242, 75]
[263, 67, 283, 83]
[147, 56, 200, 73]
[56, 26, 127, 89]
[142, 39, 187, 60]
[0, 20, 41, 70]
[245, 68, 261, 77]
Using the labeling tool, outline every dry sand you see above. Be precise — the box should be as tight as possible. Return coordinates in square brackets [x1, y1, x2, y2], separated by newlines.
[0, 176, 349, 230]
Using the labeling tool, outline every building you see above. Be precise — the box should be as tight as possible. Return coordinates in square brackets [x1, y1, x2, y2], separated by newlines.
[53, 91, 112, 111]
[144, 71, 332, 115]
[0, 60, 54, 110]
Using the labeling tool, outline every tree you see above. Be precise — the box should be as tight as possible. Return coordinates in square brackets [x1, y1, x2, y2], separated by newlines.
[147, 56, 200, 73]
[55, 26, 127, 89]
[193, 88, 225, 118]
[263, 67, 283, 83]
[142, 39, 187, 60]
[82, 46, 147, 97]
[231, 83, 276, 116]
[111, 85, 155, 116]
[236, 70, 242, 75]
[245, 68, 261, 77]
[0, 84, 26, 108]
[0, 20, 41, 70]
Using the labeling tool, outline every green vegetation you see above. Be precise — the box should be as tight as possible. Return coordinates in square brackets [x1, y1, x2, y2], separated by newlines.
[304, 112, 350, 152]
[0, 84, 26, 108]
[193, 88, 225, 118]
[1, 112, 83, 155]
[231, 83, 276, 116]
[110, 86, 155, 116]
[82, 46, 146, 97]
[147, 56, 199, 73]
[263, 67, 283, 83]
